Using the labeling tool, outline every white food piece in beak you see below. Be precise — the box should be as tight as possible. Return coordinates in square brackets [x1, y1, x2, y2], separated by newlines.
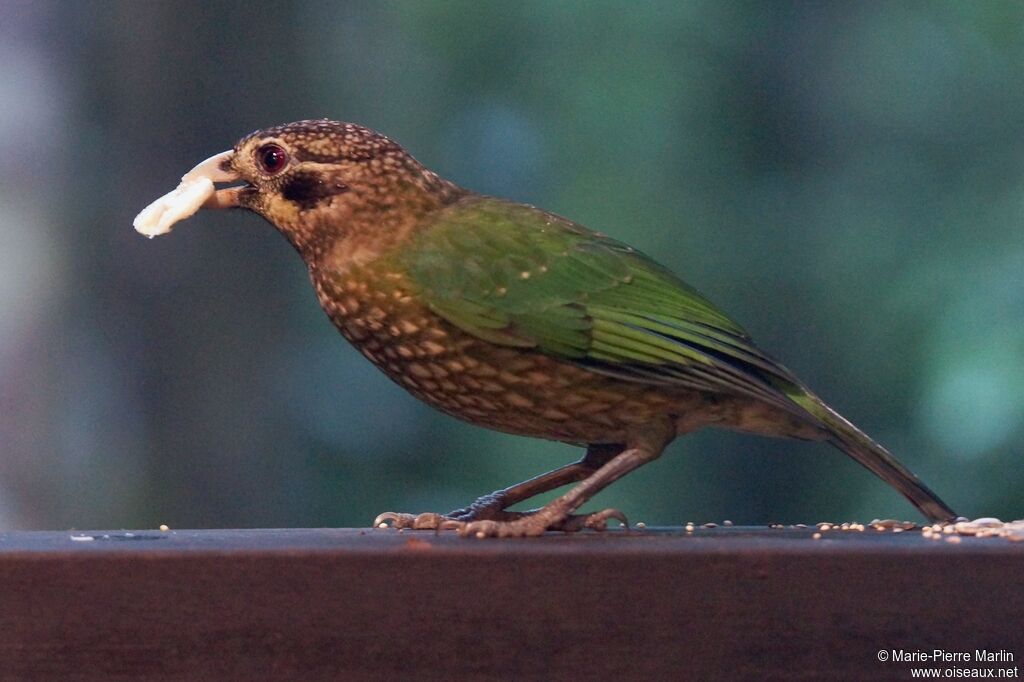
[133, 150, 236, 238]
[133, 177, 215, 238]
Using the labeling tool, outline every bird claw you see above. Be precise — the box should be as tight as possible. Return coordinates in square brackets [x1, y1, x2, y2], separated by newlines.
[558, 508, 629, 532]
[373, 499, 522, 531]
[373, 511, 450, 530]
[453, 508, 629, 538]
[374, 508, 628, 537]
[457, 517, 547, 538]
[373, 511, 489, 531]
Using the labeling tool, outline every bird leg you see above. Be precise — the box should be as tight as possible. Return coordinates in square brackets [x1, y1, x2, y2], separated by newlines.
[373, 443, 621, 531]
[456, 423, 672, 538]
[376, 420, 674, 537]
[447, 442, 622, 520]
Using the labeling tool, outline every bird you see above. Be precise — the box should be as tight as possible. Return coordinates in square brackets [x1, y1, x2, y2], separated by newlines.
[138, 118, 957, 537]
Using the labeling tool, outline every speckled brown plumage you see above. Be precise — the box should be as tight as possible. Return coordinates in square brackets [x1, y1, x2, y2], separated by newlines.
[315, 262, 676, 442]
[311, 259, 817, 446]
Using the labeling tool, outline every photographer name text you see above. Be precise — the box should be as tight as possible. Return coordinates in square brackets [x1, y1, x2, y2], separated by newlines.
[886, 650, 1015, 663]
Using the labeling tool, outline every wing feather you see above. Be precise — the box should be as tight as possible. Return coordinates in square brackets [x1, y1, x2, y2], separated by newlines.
[395, 196, 809, 418]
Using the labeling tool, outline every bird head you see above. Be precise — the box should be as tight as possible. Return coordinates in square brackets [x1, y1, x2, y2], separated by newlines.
[138, 119, 461, 259]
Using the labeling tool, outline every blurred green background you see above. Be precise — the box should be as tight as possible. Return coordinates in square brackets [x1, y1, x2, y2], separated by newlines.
[1, 0, 1021, 530]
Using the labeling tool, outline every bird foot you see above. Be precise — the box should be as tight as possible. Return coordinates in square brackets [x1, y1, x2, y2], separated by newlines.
[373, 512, 455, 530]
[556, 508, 629, 533]
[373, 508, 628, 537]
[373, 503, 516, 531]
[455, 507, 628, 537]
[372, 491, 519, 530]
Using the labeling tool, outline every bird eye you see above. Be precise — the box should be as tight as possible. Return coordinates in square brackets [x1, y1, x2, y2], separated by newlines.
[256, 143, 289, 175]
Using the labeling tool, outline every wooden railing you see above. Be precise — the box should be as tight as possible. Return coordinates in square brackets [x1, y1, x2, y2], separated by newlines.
[0, 527, 1021, 680]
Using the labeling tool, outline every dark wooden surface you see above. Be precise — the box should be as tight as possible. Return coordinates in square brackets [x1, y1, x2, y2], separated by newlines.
[0, 526, 1021, 681]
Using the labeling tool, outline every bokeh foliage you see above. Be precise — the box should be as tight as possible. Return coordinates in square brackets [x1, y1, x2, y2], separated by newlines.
[0, 0, 1022, 529]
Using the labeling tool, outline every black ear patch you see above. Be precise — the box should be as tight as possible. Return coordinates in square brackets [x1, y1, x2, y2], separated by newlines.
[281, 171, 349, 209]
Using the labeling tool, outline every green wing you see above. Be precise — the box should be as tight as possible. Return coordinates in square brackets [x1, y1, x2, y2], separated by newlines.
[394, 196, 806, 415]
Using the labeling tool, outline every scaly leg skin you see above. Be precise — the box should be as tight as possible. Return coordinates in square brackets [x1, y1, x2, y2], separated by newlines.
[373, 444, 621, 531]
[377, 419, 674, 538]
[459, 421, 672, 538]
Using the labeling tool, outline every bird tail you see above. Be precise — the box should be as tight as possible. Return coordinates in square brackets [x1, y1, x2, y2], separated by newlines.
[785, 387, 957, 523]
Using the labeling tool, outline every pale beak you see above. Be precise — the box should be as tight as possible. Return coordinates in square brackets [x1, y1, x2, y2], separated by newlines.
[182, 150, 238, 183]
[185, 150, 248, 208]
[134, 150, 248, 238]
[186, 151, 250, 210]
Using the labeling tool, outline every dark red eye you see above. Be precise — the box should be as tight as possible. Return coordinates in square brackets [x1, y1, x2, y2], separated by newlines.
[257, 143, 288, 174]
